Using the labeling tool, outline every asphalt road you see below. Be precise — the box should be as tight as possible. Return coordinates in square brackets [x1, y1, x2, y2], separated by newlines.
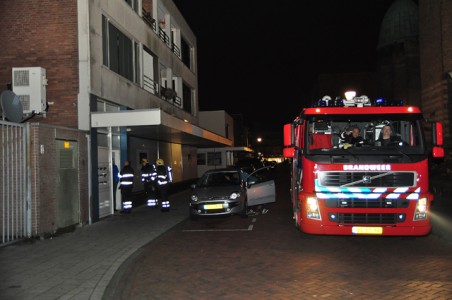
[106, 166, 452, 299]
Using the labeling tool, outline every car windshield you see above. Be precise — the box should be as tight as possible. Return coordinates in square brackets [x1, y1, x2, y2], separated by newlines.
[198, 171, 241, 187]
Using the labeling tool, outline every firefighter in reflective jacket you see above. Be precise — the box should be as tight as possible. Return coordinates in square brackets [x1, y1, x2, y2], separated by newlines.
[155, 158, 172, 211]
[119, 160, 134, 213]
[141, 158, 158, 207]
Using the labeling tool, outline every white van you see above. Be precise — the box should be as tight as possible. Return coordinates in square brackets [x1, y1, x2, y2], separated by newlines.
[196, 147, 255, 177]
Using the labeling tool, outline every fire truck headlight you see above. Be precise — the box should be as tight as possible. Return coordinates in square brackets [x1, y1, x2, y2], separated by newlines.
[414, 198, 427, 220]
[306, 197, 321, 220]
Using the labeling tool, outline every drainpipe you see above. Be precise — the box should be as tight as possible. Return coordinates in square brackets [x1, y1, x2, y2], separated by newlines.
[86, 133, 92, 224]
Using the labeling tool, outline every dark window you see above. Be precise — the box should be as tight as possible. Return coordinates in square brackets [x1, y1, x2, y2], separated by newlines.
[182, 82, 192, 114]
[181, 37, 191, 68]
[207, 152, 222, 166]
[102, 15, 137, 83]
[197, 153, 206, 165]
[124, 0, 139, 13]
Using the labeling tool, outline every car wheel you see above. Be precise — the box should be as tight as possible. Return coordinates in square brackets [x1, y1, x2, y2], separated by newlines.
[240, 199, 248, 218]
[189, 212, 198, 220]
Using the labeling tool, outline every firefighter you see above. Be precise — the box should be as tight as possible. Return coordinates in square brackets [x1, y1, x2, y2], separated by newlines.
[341, 126, 364, 148]
[378, 125, 403, 146]
[155, 158, 172, 212]
[141, 158, 158, 207]
[119, 159, 134, 213]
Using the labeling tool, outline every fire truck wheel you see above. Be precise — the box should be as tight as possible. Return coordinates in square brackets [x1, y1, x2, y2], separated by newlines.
[293, 208, 301, 230]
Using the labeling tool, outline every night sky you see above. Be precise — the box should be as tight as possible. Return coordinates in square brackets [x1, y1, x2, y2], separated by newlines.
[173, 0, 396, 134]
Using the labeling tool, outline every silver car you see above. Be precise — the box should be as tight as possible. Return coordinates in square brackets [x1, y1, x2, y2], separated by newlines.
[189, 167, 275, 219]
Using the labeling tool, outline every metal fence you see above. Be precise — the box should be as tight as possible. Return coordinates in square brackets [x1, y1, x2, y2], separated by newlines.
[0, 120, 30, 246]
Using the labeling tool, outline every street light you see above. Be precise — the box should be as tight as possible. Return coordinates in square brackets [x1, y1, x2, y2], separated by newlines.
[256, 137, 263, 158]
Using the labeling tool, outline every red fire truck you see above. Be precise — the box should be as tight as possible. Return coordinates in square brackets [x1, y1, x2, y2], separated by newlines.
[283, 93, 444, 236]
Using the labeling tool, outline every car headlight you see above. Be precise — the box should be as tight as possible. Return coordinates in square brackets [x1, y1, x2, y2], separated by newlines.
[230, 192, 240, 200]
[190, 194, 198, 202]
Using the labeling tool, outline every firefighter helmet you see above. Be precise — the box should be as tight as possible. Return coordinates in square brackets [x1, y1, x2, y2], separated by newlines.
[142, 158, 148, 164]
[156, 158, 164, 166]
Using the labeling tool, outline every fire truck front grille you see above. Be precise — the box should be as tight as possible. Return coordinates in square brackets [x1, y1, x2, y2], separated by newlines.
[328, 213, 405, 224]
[319, 172, 416, 187]
[324, 198, 410, 208]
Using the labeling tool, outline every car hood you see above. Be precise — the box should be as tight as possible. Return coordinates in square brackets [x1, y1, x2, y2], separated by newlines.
[193, 186, 243, 199]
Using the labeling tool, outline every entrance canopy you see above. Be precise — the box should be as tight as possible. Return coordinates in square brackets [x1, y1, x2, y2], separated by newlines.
[91, 108, 233, 147]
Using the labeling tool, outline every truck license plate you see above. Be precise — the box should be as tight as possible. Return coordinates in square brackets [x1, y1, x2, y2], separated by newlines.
[352, 226, 383, 235]
[204, 204, 223, 210]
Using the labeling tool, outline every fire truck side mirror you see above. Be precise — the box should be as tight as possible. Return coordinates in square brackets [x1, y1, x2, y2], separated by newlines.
[433, 122, 443, 146]
[432, 122, 444, 159]
[284, 123, 293, 147]
[283, 123, 296, 158]
[283, 147, 295, 158]
[432, 146, 444, 159]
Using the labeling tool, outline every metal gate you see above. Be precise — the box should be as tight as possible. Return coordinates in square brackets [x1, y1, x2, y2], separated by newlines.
[0, 120, 30, 246]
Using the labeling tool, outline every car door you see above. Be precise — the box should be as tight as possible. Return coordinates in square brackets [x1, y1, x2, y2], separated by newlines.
[246, 167, 276, 206]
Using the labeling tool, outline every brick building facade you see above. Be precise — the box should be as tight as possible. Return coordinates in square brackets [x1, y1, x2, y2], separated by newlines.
[0, 0, 231, 240]
[0, 1, 87, 238]
[419, 0, 452, 150]
[0, 1, 80, 128]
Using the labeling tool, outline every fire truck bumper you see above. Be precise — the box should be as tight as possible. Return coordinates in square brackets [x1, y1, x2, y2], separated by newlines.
[300, 222, 432, 236]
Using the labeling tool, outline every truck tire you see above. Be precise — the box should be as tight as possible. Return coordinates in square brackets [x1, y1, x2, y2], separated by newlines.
[293, 206, 301, 231]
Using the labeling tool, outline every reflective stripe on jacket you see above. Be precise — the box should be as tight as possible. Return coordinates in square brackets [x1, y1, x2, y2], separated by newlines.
[141, 163, 157, 182]
[120, 166, 134, 186]
[156, 166, 172, 185]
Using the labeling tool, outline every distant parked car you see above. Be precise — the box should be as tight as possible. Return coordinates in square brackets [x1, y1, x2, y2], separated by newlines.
[189, 167, 275, 220]
[236, 157, 275, 179]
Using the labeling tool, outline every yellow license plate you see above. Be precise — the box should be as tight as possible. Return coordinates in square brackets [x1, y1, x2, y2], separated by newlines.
[204, 204, 223, 210]
[352, 226, 383, 235]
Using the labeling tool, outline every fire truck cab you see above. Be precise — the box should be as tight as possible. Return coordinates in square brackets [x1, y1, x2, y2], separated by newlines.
[283, 93, 444, 236]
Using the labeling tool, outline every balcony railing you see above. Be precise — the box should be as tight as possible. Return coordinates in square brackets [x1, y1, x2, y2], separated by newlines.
[143, 74, 158, 94]
[159, 87, 181, 107]
[142, 7, 188, 113]
[142, 7, 181, 59]
[142, 9, 156, 31]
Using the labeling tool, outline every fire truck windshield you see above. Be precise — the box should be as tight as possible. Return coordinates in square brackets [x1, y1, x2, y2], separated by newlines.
[305, 114, 426, 161]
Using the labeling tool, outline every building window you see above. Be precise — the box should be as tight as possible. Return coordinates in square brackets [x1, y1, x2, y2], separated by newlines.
[134, 42, 140, 85]
[143, 47, 157, 94]
[181, 37, 191, 69]
[207, 152, 221, 166]
[102, 15, 139, 83]
[182, 82, 192, 114]
[197, 153, 206, 165]
[124, 0, 139, 14]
